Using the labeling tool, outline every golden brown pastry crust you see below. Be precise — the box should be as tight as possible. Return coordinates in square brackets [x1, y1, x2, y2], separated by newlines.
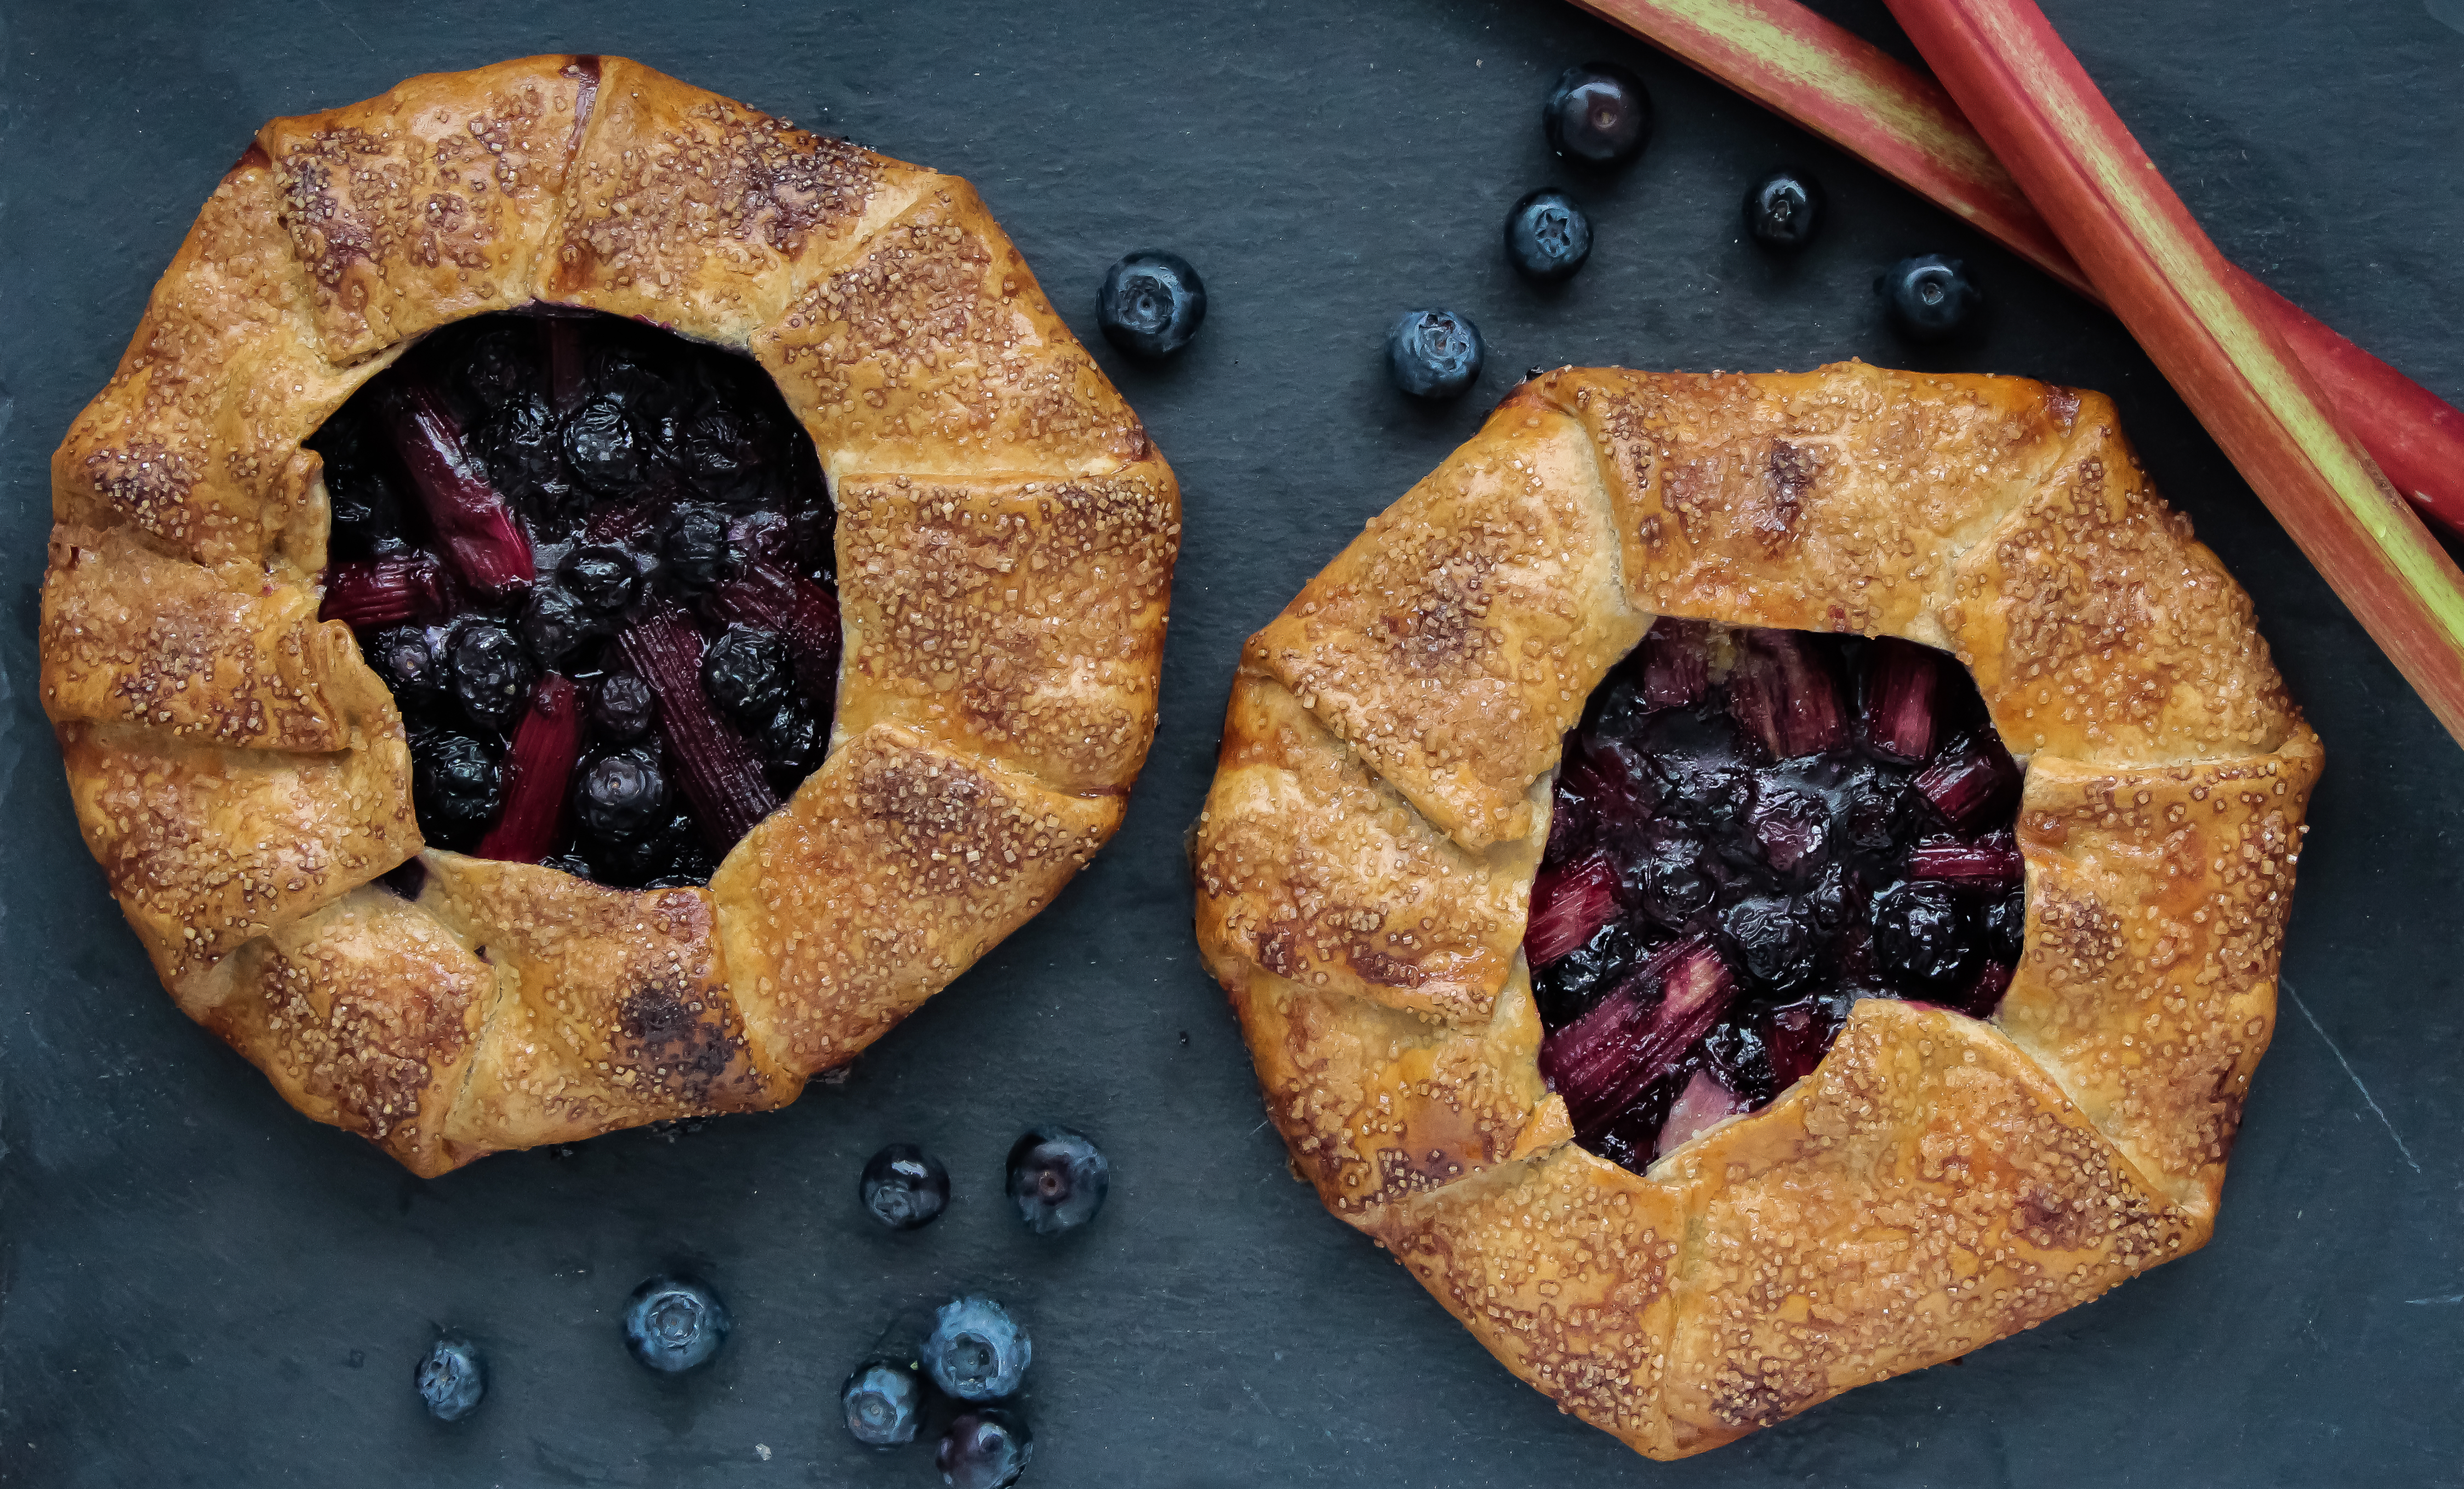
[43, 57, 1172, 1171]
[1193, 362, 2318, 1459]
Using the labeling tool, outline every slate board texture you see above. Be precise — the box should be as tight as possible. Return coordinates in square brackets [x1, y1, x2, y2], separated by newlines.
[1, 1, 2459, 1485]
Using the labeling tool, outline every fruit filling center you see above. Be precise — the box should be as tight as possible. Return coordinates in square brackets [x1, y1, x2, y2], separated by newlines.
[1528, 619, 2026, 1175]
[311, 308, 840, 888]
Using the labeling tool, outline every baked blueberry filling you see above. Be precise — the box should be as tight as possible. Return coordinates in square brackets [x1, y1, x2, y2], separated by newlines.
[312, 309, 839, 887]
[1530, 619, 2025, 1174]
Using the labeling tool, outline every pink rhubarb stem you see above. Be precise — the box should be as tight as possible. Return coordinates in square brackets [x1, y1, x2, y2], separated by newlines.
[1568, 0, 2464, 537]
[1883, 0, 2464, 746]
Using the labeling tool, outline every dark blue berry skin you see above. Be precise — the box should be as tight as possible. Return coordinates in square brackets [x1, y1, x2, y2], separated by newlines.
[1385, 310, 1484, 401]
[1879, 254, 1981, 341]
[1504, 189, 1593, 283]
[842, 1360, 922, 1446]
[621, 1276, 730, 1373]
[859, 1143, 950, 1231]
[1097, 249, 1206, 360]
[1005, 1125, 1109, 1235]
[1543, 62, 1652, 167]
[415, 1335, 485, 1422]
[1746, 170, 1824, 250]
[923, 1296, 1032, 1401]
[937, 1410, 1033, 1489]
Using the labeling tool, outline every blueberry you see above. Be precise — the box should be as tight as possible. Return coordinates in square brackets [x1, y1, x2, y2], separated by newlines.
[591, 673, 658, 744]
[1879, 254, 1981, 341]
[1543, 61, 1652, 167]
[414, 1334, 485, 1422]
[1745, 170, 1824, 250]
[1629, 835, 1714, 922]
[413, 734, 503, 848]
[481, 393, 564, 500]
[1504, 189, 1592, 283]
[576, 751, 669, 840]
[561, 544, 640, 614]
[621, 1276, 729, 1373]
[449, 621, 533, 732]
[1385, 309, 1484, 401]
[518, 585, 594, 666]
[460, 325, 533, 411]
[1720, 895, 1816, 984]
[368, 626, 447, 713]
[1531, 918, 1644, 1024]
[1005, 1125, 1109, 1235]
[680, 405, 765, 501]
[702, 625, 791, 724]
[563, 393, 647, 494]
[1870, 880, 1978, 990]
[842, 1359, 923, 1446]
[937, 1410, 1033, 1489]
[1985, 890, 2026, 962]
[1097, 249, 1207, 360]
[728, 511, 794, 571]
[859, 1143, 950, 1231]
[665, 504, 731, 590]
[757, 703, 827, 794]
[923, 1296, 1031, 1401]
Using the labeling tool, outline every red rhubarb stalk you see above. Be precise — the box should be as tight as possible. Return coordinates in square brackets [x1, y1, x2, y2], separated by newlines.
[1539, 936, 1736, 1142]
[706, 561, 844, 702]
[618, 603, 781, 851]
[474, 674, 583, 863]
[1568, 0, 2464, 538]
[1862, 636, 1940, 762]
[380, 383, 536, 596]
[1883, 0, 2464, 748]
[1524, 852, 1622, 965]
[1655, 1067, 1750, 1158]
[321, 554, 449, 627]
[1908, 833, 2022, 883]
[1726, 629, 1845, 760]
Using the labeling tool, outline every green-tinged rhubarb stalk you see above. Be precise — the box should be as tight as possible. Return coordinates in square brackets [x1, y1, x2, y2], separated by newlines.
[1883, 0, 2464, 748]
[1567, 0, 2464, 538]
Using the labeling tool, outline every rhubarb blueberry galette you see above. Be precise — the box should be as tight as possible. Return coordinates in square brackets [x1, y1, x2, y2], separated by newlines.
[41, 56, 1177, 1174]
[1193, 362, 2318, 1458]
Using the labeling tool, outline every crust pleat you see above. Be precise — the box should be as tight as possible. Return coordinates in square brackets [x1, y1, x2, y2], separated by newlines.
[1245, 394, 1650, 851]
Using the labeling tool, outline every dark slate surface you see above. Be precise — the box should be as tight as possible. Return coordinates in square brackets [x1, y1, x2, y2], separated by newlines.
[2, 1, 2459, 1484]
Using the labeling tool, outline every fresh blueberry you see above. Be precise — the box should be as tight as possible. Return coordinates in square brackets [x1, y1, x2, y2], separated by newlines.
[1005, 1125, 1109, 1235]
[1385, 310, 1484, 401]
[938, 1410, 1033, 1489]
[412, 734, 504, 848]
[449, 620, 533, 732]
[1543, 61, 1653, 167]
[518, 585, 594, 666]
[621, 1276, 730, 1373]
[859, 1143, 950, 1231]
[1504, 189, 1592, 283]
[923, 1296, 1031, 1401]
[368, 626, 447, 713]
[561, 543, 640, 614]
[1879, 254, 1981, 341]
[842, 1359, 923, 1446]
[591, 673, 658, 744]
[562, 393, 647, 494]
[1745, 169, 1824, 250]
[664, 504, 732, 590]
[576, 751, 669, 840]
[1097, 249, 1207, 360]
[701, 625, 791, 724]
[414, 1334, 485, 1422]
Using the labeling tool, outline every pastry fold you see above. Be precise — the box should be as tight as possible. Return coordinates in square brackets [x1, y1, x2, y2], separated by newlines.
[1246, 395, 1649, 851]
[711, 723, 1121, 1079]
[833, 464, 1180, 794]
[1194, 669, 1541, 1023]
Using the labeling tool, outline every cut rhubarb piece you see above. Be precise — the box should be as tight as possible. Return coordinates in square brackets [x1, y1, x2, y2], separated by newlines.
[1655, 1066, 1751, 1159]
[1539, 935, 1738, 1142]
[1863, 636, 1941, 762]
[1912, 729, 2021, 832]
[1908, 832, 2023, 883]
[618, 602, 782, 852]
[321, 555, 449, 628]
[380, 381, 536, 597]
[1762, 995, 1848, 1089]
[1726, 628, 1845, 759]
[1524, 852, 1622, 966]
[1639, 617, 1712, 709]
[1948, 959, 2014, 1018]
[705, 560, 843, 701]
[474, 674, 584, 864]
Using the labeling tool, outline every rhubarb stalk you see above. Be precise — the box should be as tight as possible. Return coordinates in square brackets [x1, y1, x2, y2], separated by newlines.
[1567, 0, 2464, 538]
[380, 383, 537, 596]
[474, 674, 583, 864]
[321, 554, 449, 628]
[618, 603, 782, 851]
[1883, 0, 2464, 748]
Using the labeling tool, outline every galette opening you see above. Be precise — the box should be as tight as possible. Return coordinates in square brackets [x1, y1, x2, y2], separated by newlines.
[310, 307, 841, 889]
[1529, 618, 2026, 1176]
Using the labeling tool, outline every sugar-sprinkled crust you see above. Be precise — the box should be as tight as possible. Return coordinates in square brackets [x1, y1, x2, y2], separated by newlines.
[1192, 362, 2317, 1458]
[41, 57, 1173, 1172]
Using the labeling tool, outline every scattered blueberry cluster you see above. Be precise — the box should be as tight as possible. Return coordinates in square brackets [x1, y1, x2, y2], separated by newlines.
[314, 309, 841, 887]
[1384, 60, 1982, 402]
[413, 1126, 1105, 1487]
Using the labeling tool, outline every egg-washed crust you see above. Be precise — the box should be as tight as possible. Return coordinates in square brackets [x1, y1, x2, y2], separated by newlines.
[1193, 362, 2318, 1459]
[832, 464, 1181, 794]
[42, 58, 1173, 1173]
